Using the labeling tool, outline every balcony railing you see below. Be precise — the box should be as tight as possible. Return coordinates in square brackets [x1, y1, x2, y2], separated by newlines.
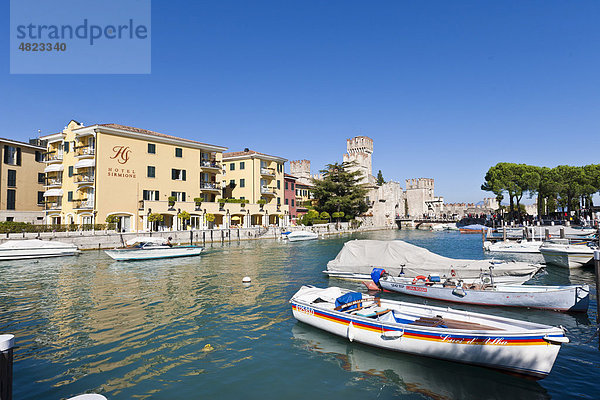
[45, 202, 62, 210]
[75, 174, 95, 184]
[260, 167, 275, 176]
[45, 178, 63, 187]
[200, 182, 220, 191]
[200, 160, 221, 169]
[75, 146, 95, 157]
[44, 152, 63, 162]
[73, 199, 94, 209]
[260, 186, 276, 195]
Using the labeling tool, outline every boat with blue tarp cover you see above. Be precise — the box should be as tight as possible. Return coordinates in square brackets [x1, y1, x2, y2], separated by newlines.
[290, 285, 569, 379]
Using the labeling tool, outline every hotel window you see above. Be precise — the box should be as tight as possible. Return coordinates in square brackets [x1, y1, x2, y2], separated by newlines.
[291, 182, 295, 190]
[240, 179, 245, 188]
[37, 191, 44, 205]
[171, 169, 186, 181]
[7, 170, 16, 187]
[230, 163, 235, 171]
[148, 143, 156, 154]
[175, 148, 183, 158]
[147, 166, 156, 178]
[3, 146, 21, 166]
[285, 199, 289, 205]
[277, 197, 281, 205]
[229, 179, 235, 187]
[277, 180, 280, 189]
[171, 191, 186, 201]
[143, 190, 159, 201]
[35, 151, 43, 162]
[292, 199, 295, 207]
[240, 161, 245, 170]
[6, 190, 15, 210]
[285, 181, 288, 190]
[68, 166, 73, 177]
[64, 141, 69, 153]
[67, 191, 73, 202]
[38, 173, 45, 184]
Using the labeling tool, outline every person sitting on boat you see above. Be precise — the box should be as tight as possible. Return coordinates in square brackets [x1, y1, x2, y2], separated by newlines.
[166, 237, 173, 247]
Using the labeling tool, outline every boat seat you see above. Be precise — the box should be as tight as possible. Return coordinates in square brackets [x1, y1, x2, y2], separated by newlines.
[353, 306, 391, 318]
[409, 316, 501, 330]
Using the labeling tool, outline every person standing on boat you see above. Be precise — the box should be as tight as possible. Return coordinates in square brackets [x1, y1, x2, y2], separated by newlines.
[167, 237, 173, 247]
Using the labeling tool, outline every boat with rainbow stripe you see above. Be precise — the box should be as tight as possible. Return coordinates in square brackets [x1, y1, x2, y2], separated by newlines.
[290, 286, 569, 379]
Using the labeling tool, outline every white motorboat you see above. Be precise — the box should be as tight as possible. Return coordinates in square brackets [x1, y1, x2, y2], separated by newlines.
[325, 240, 541, 282]
[539, 239, 597, 268]
[483, 240, 542, 254]
[290, 286, 569, 379]
[105, 237, 202, 261]
[369, 268, 589, 312]
[286, 231, 319, 242]
[0, 239, 80, 260]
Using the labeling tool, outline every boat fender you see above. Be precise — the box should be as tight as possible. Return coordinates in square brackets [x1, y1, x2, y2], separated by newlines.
[347, 322, 355, 342]
[412, 275, 429, 284]
[450, 269, 456, 277]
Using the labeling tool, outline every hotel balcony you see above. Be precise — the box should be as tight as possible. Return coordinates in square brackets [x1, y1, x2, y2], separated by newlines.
[73, 199, 94, 210]
[45, 201, 62, 211]
[75, 174, 95, 185]
[260, 186, 276, 196]
[44, 178, 63, 188]
[44, 151, 63, 163]
[200, 181, 221, 193]
[75, 146, 95, 158]
[260, 167, 276, 177]
[200, 160, 222, 171]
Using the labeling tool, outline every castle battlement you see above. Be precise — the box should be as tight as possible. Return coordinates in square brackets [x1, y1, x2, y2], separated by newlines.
[405, 178, 434, 190]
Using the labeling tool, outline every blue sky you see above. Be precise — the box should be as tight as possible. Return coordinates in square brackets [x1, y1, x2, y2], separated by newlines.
[2, 1, 599, 202]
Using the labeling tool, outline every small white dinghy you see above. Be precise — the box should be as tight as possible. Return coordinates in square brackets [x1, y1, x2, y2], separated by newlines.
[0, 239, 80, 260]
[105, 237, 202, 261]
[483, 240, 543, 254]
[290, 286, 569, 379]
[539, 239, 597, 268]
[286, 231, 319, 242]
[369, 268, 589, 312]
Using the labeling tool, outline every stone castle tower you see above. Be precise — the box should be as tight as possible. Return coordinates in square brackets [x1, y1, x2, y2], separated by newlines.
[289, 159, 321, 185]
[343, 136, 374, 185]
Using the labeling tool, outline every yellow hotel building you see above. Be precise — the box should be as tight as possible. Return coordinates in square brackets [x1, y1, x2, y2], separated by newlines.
[222, 149, 290, 226]
[41, 120, 289, 231]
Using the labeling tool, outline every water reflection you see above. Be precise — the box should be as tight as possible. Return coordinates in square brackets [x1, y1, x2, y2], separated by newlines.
[292, 323, 550, 400]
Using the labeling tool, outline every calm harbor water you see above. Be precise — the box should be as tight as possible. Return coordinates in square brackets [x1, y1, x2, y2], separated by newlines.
[1, 229, 598, 399]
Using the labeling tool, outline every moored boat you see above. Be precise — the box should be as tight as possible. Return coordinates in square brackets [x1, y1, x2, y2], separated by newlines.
[0, 239, 80, 260]
[483, 240, 542, 254]
[105, 237, 202, 261]
[539, 240, 597, 268]
[286, 231, 319, 242]
[290, 286, 569, 379]
[459, 224, 487, 234]
[325, 240, 541, 282]
[369, 268, 589, 312]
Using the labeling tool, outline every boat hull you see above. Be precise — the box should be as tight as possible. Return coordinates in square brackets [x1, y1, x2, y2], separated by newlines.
[290, 294, 564, 379]
[287, 232, 319, 242]
[324, 270, 536, 285]
[105, 246, 202, 261]
[540, 249, 594, 268]
[0, 247, 80, 260]
[379, 280, 589, 312]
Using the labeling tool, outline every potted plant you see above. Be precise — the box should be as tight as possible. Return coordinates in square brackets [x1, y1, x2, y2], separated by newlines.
[257, 199, 266, 210]
[168, 196, 176, 210]
[194, 197, 202, 210]
[205, 213, 215, 229]
[105, 215, 119, 231]
[178, 211, 191, 230]
[148, 213, 163, 231]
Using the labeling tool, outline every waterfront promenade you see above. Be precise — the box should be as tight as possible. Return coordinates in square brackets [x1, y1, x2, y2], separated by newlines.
[0, 224, 393, 250]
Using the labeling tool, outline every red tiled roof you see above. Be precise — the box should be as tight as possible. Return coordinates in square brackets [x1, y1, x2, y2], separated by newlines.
[76, 123, 225, 149]
[223, 149, 284, 160]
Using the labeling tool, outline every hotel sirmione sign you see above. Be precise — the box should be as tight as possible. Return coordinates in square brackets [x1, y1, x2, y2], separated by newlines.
[108, 145, 136, 178]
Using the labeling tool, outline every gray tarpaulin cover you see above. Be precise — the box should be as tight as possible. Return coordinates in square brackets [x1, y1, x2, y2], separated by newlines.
[326, 240, 540, 278]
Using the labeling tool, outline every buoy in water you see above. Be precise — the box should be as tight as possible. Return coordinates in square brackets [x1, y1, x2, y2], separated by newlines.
[242, 276, 251, 283]
[202, 344, 214, 352]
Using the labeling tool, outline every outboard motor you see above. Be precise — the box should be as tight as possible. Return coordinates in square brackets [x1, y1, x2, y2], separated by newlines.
[370, 268, 388, 289]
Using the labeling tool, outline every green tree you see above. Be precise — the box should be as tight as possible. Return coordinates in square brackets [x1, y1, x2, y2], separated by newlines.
[105, 215, 119, 230]
[376, 170, 385, 185]
[311, 161, 369, 219]
[178, 211, 191, 230]
[148, 213, 163, 231]
[319, 211, 331, 222]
